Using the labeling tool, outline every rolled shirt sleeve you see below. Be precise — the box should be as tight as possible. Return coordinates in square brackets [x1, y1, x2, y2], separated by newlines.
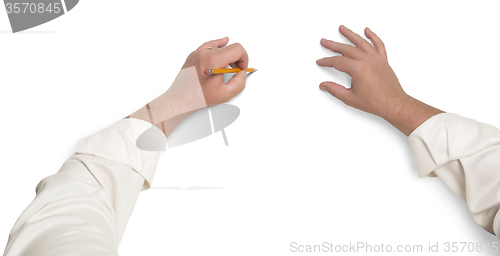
[4, 118, 166, 256]
[75, 118, 166, 190]
[408, 113, 500, 238]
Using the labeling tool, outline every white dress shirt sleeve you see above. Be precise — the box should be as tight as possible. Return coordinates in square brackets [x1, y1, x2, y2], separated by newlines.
[408, 113, 500, 238]
[4, 118, 166, 256]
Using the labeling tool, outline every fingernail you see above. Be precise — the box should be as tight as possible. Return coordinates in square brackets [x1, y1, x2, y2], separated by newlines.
[319, 84, 326, 91]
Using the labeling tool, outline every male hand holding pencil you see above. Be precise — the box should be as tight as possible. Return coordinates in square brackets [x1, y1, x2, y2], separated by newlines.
[182, 37, 255, 105]
[127, 37, 255, 140]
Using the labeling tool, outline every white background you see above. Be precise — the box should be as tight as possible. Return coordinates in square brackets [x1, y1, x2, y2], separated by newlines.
[1, 1, 500, 255]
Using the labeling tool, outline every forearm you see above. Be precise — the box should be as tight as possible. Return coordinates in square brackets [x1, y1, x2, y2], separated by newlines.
[127, 66, 207, 137]
[384, 95, 445, 136]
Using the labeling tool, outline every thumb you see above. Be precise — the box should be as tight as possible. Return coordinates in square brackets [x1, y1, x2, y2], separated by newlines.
[320, 81, 352, 104]
[225, 70, 247, 97]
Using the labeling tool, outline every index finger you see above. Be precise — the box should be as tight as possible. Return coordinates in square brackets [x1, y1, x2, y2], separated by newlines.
[217, 43, 249, 70]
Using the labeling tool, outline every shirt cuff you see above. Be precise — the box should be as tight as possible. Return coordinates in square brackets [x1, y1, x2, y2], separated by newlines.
[75, 118, 166, 190]
[408, 113, 500, 178]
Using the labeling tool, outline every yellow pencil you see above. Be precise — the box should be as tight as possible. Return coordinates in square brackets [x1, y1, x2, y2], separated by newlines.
[204, 68, 256, 75]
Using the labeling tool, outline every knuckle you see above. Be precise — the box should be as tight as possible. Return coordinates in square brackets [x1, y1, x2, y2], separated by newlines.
[207, 54, 218, 65]
[374, 55, 385, 63]
[339, 44, 345, 53]
[329, 88, 336, 98]
[235, 43, 248, 54]
[329, 57, 337, 66]
[232, 42, 242, 49]
[371, 54, 386, 65]
[353, 61, 364, 71]
[366, 55, 377, 63]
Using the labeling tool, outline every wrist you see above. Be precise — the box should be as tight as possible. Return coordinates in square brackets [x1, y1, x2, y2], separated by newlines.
[379, 93, 410, 126]
[150, 67, 207, 122]
[384, 96, 444, 136]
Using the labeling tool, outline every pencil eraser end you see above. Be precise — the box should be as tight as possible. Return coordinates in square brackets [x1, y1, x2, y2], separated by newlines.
[204, 70, 209, 75]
